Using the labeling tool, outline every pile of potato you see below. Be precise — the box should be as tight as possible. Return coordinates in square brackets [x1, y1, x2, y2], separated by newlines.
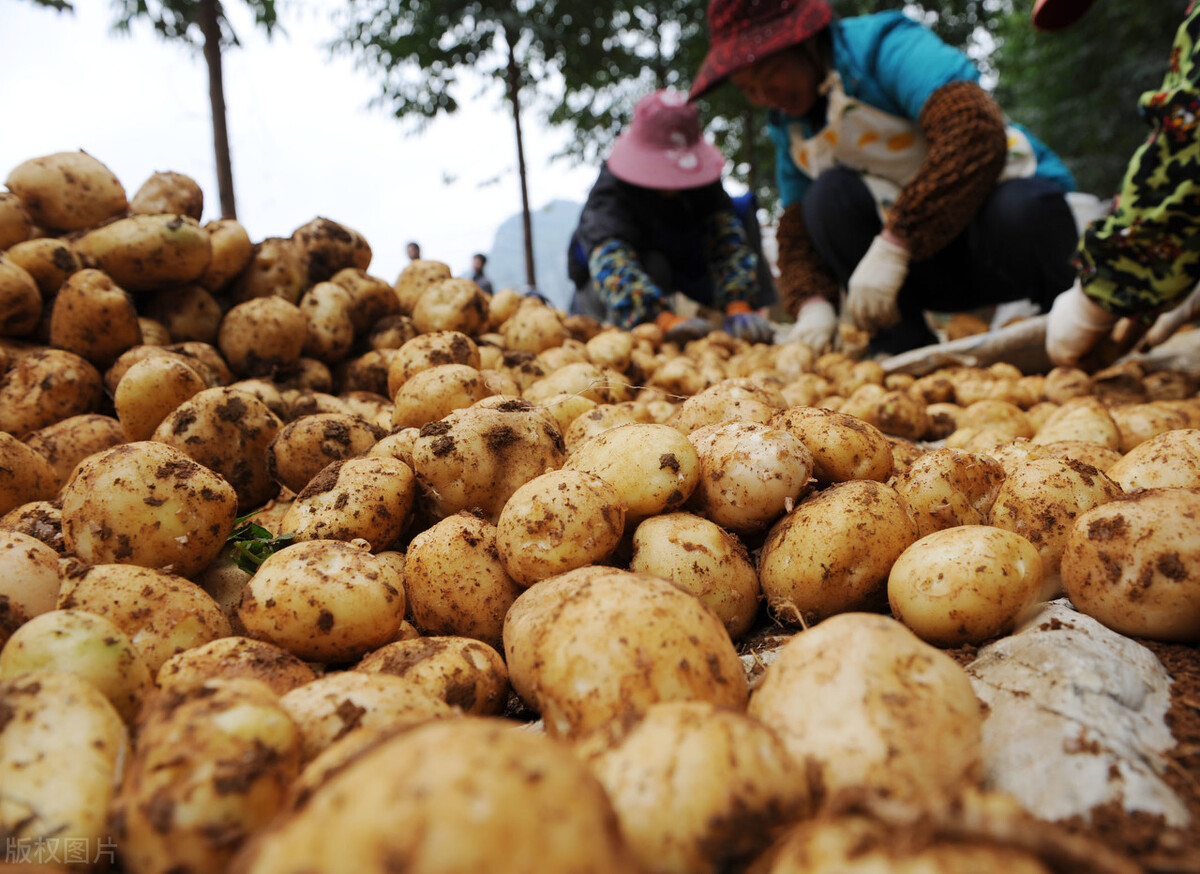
[1, 150, 1197, 873]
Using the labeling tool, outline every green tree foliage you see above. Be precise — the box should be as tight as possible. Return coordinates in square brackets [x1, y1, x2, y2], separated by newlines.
[992, 1, 1181, 196]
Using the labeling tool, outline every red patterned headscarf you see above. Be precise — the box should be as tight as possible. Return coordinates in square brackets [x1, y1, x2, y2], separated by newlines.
[690, 0, 833, 100]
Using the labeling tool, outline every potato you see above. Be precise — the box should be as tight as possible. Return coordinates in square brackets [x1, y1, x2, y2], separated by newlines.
[562, 402, 642, 451]
[536, 392, 599, 436]
[411, 276, 490, 336]
[0, 530, 61, 640]
[402, 511, 522, 649]
[356, 635, 510, 716]
[769, 405, 893, 485]
[0, 252, 42, 339]
[156, 635, 318, 697]
[0, 348, 101, 437]
[336, 348, 394, 396]
[113, 354, 208, 441]
[279, 670, 455, 762]
[1110, 402, 1192, 453]
[1062, 488, 1200, 642]
[840, 386, 929, 440]
[758, 480, 918, 626]
[585, 328, 635, 370]
[280, 455, 416, 551]
[686, 420, 814, 535]
[392, 258, 452, 315]
[292, 216, 372, 283]
[584, 701, 811, 874]
[386, 330, 480, 398]
[130, 170, 204, 218]
[4, 237, 79, 300]
[153, 386, 284, 512]
[500, 298, 570, 353]
[46, 267, 141, 367]
[196, 217, 254, 292]
[496, 468, 624, 586]
[888, 526, 1043, 646]
[1038, 438, 1124, 474]
[117, 678, 302, 874]
[0, 432, 59, 517]
[1044, 365, 1093, 404]
[266, 411, 384, 495]
[536, 338, 589, 373]
[988, 457, 1123, 591]
[167, 339, 233, 385]
[0, 608, 151, 722]
[57, 562, 233, 673]
[4, 150, 127, 231]
[955, 399, 1033, 439]
[564, 423, 700, 523]
[299, 280, 356, 364]
[669, 377, 783, 435]
[503, 568, 748, 740]
[219, 295, 309, 377]
[390, 362, 493, 430]
[892, 448, 1006, 538]
[61, 441, 239, 579]
[0, 190, 33, 249]
[238, 540, 406, 663]
[410, 401, 567, 522]
[0, 672, 128, 863]
[1032, 396, 1120, 448]
[1107, 428, 1200, 491]
[630, 512, 761, 640]
[0, 500, 64, 556]
[73, 213, 212, 292]
[748, 613, 983, 806]
[524, 360, 635, 405]
[755, 811, 1053, 873]
[231, 718, 638, 873]
[228, 236, 309, 305]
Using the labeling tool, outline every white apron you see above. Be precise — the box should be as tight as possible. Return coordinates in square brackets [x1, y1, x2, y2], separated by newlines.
[787, 71, 1039, 222]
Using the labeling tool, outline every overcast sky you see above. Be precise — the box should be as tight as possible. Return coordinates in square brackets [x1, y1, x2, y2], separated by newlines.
[1, 0, 600, 285]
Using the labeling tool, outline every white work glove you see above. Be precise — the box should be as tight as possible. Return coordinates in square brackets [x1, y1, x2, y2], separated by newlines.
[778, 297, 838, 352]
[847, 235, 910, 333]
[1045, 280, 1118, 366]
[1138, 281, 1200, 350]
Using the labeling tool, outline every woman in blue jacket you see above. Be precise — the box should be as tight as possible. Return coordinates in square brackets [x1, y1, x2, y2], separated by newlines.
[691, 0, 1080, 354]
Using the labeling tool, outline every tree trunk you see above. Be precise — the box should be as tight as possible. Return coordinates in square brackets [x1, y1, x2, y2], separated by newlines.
[505, 38, 536, 289]
[199, 0, 237, 219]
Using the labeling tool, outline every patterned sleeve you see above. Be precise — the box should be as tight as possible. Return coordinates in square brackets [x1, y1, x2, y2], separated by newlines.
[775, 202, 841, 317]
[588, 238, 669, 329]
[1077, 5, 1200, 316]
[887, 80, 1008, 260]
[702, 210, 760, 309]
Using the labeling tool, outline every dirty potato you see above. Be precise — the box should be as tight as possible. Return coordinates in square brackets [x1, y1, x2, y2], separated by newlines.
[758, 480, 918, 627]
[892, 448, 1007, 538]
[237, 540, 406, 663]
[0, 530, 62, 641]
[1062, 488, 1200, 642]
[888, 526, 1044, 647]
[129, 170, 205, 218]
[1106, 428, 1200, 491]
[56, 562, 233, 673]
[219, 296, 309, 377]
[769, 406, 893, 485]
[495, 468, 625, 587]
[356, 635, 510, 716]
[113, 354, 208, 441]
[0, 349, 105, 438]
[61, 441, 239, 578]
[503, 568, 748, 740]
[156, 635, 318, 697]
[0, 253, 42, 338]
[281, 455, 416, 551]
[266, 412, 385, 495]
[0, 433, 59, 517]
[390, 362, 493, 430]
[402, 511, 522, 650]
[4, 150, 127, 231]
[630, 512, 762, 640]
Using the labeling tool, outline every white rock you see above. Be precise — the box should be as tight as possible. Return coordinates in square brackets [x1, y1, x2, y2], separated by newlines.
[967, 599, 1187, 826]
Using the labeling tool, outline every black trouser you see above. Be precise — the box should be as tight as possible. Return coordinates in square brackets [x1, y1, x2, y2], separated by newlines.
[803, 167, 1078, 354]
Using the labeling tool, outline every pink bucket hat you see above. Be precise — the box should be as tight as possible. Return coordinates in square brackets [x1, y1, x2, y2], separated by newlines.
[606, 90, 726, 190]
[1032, 0, 1097, 31]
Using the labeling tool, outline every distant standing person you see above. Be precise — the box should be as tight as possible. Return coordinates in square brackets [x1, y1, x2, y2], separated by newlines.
[406, 241, 421, 261]
[466, 253, 494, 293]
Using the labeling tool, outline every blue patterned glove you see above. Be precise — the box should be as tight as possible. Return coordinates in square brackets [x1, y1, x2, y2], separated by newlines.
[723, 302, 775, 344]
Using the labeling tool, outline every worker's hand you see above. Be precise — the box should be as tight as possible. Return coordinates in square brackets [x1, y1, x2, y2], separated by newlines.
[723, 301, 775, 344]
[847, 235, 910, 333]
[1138, 282, 1200, 351]
[1045, 280, 1118, 366]
[778, 297, 837, 352]
[657, 310, 714, 345]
